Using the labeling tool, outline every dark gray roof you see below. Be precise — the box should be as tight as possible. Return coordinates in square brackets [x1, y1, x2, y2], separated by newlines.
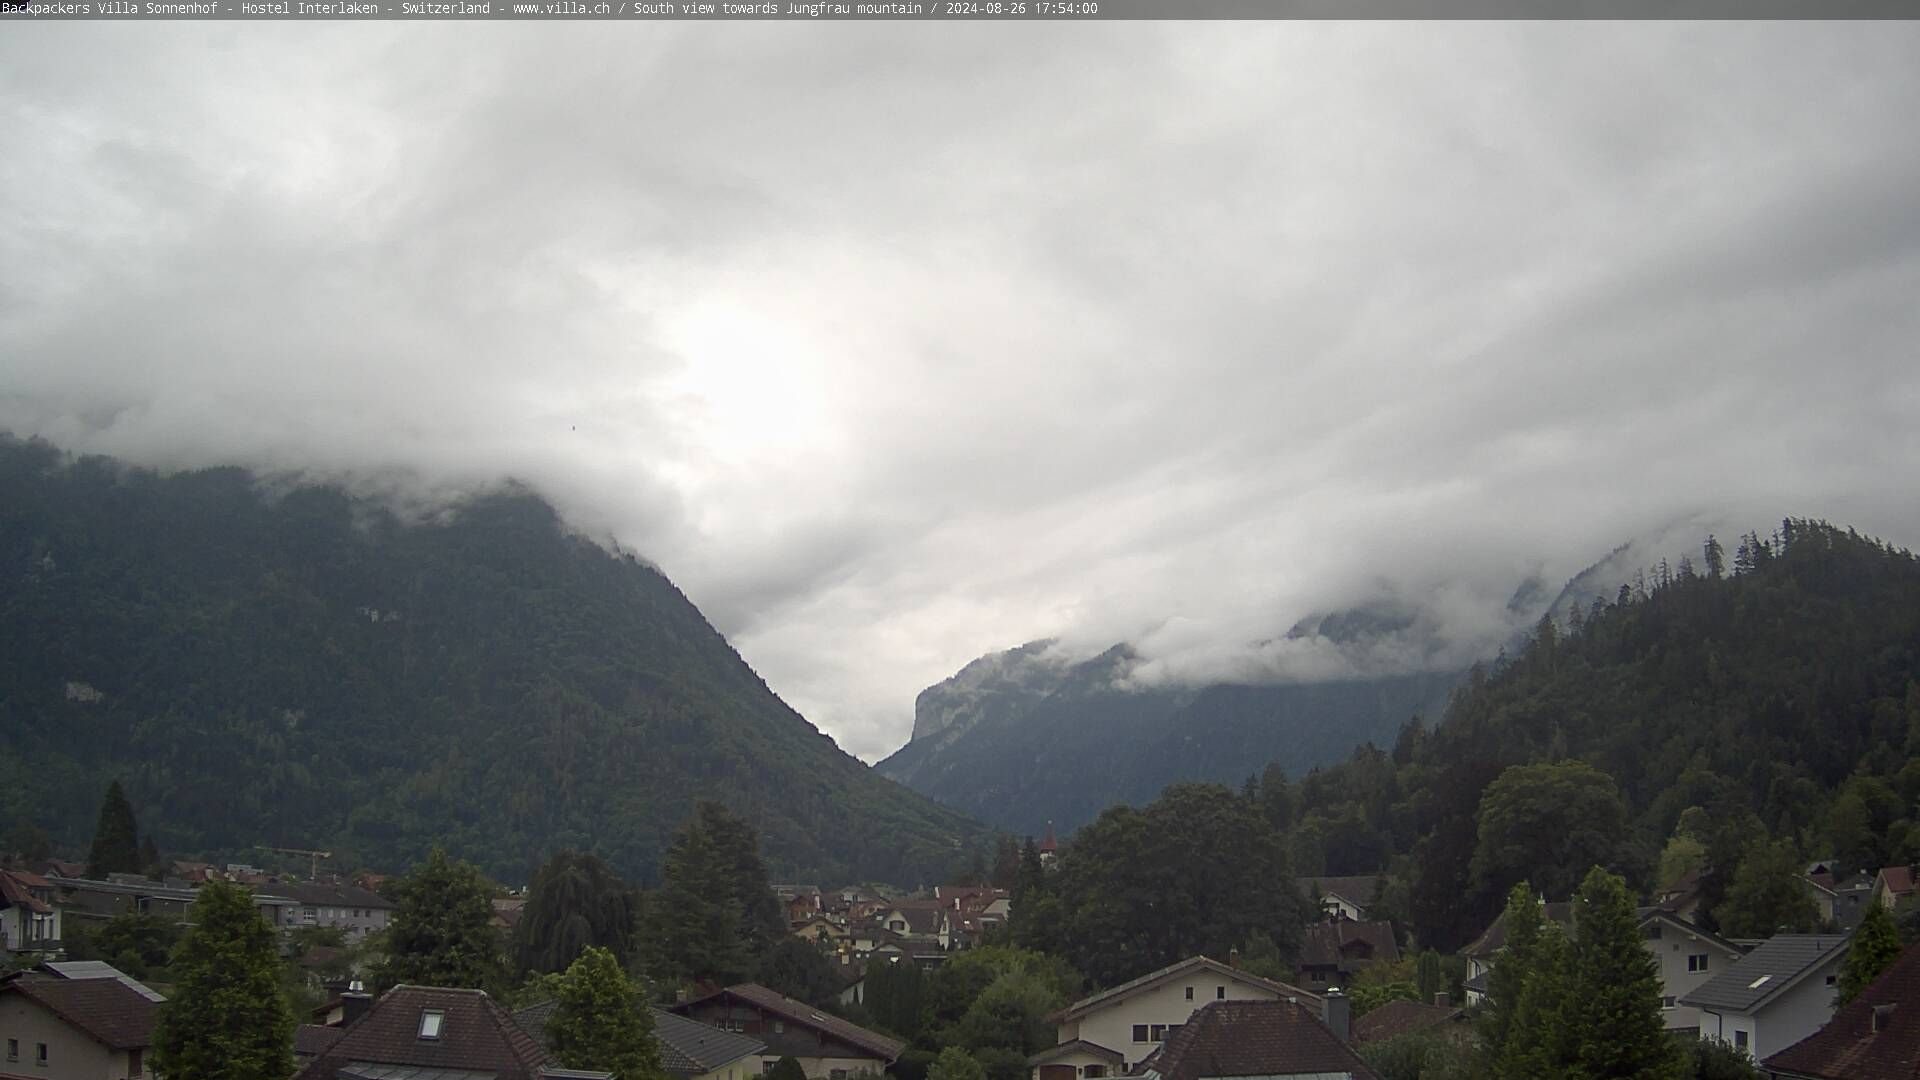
[1679, 934, 1850, 1014]
[650, 1008, 765, 1075]
[265, 882, 396, 909]
[511, 1001, 763, 1077]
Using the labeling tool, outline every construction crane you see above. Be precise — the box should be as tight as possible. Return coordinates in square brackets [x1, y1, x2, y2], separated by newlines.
[259, 845, 333, 880]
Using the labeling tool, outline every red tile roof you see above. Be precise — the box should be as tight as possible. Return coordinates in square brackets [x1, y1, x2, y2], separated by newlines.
[0, 975, 158, 1049]
[1138, 999, 1379, 1080]
[291, 985, 551, 1080]
[1764, 941, 1920, 1079]
[674, 983, 904, 1061]
[1352, 1000, 1464, 1045]
[1880, 866, 1918, 898]
[1297, 919, 1401, 969]
[0, 869, 53, 914]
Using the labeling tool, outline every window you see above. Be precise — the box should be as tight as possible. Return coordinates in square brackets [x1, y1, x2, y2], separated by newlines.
[1646, 924, 1662, 939]
[1149, 1024, 1166, 1042]
[1688, 954, 1710, 973]
[1733, 1030, 1748, 1051]
[37, 1042, 49, 1064]
[1083, 1068, 1106, 1079]
[763, 1063, 777, 1075]
[1661, 996, 1676, 1009]
[1215, 986, 1226, 1000]
[130, 1049, 144, 1077]
[1828, 974, 1839, 986]
[6, 1039, 15, 1061]
[1185, 986, 1194, 1000]
[1132, 1025, 1149, 1043]
[419, 1010, 445, 1039]
[773, 1021, 785, 1034]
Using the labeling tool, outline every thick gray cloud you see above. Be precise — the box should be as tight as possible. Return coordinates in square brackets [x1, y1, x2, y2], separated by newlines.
[4, 24, 1919, 761]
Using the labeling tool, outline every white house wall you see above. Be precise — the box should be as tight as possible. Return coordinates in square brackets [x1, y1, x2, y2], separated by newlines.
[1057, 978, 1288, 1072]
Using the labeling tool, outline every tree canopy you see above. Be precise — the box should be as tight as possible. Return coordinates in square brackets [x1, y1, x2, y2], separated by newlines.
[152, 881, 293, 1080]
[86, 778, 141, 878]
[515, 850, 638, 976]
[640, 801, 785, 987]
[376, 847, 506, 993]
[546, 946, 666, 1080]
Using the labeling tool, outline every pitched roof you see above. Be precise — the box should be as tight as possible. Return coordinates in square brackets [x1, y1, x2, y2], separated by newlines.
[293, 985, 552, 1080]
[1678, 935, 1851, 1015]
[674, 984, 904, 1062]
[1462, 902, 1575, 959]
[38, 960, 168, 1002]
[1298, 875, 1386, 910]
[0, 974, 159, 1049]
[1352, 1000, 1463, 1045]
[1134, 999, 1379, 1080]
[1027, 1040, 1125, 1067]
[0, 868, 53, 914]
[267, 882, 397, 909]
[1638, 909, 1746, 958]
[1880, 867, 1918, 897]
[1765, 941, 1920, 1079]
[650, 1008, 766, 1075]
[1052, 955, 1322, 1025]
[1297, 920, 1401, 969]
[297, 1024, 349, 1058]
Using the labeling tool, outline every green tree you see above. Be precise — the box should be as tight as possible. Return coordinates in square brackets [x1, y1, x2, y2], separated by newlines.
[1471, 762, 1630, 904]
[765, 1058, 808, 1080]
[546, 946, 665, 1080]
[641, 802, 784, 987]
[1684, 1037, 1762, 1080]
[72, 912, 179, 982]
[151, 881, 293, 1080]
[927, 1046, 987, 1080]
[1563, 866, 1683, 1080]
[86, 779, 141, 877]
[1415, 950, 1444, 1003]
[1038, 783, 1309, 986]
[865, 956, 928, 1041]
[754, 935, 841, 1006]
[954, 971, 1062, 1054]
[1714, 839, 1819, 939]
[377, 848, 505, 992]
[1837, 901, 1902, 1005]
[515, 850, 638, 976]
[1478, 882, 1543, 1054]
[4, 820, 52, 863]
[1497, 923, 1572, 1080]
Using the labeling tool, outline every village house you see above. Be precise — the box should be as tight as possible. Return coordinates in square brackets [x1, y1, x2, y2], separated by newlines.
[515, 1000, 766, 1080]
[1296, 876, 1386, 923]
[670, 983, 904, 1079]
[1762, 940, 1920, 1079]
[1352, 996, 1466, 1046]
[0, 972, 157, 1080]
[262, 882, 395, 944]
[291, 983, 604, 1080]
[1029, 955, 1324, 1080]
[1874, 866, 1917, 911]
[1130, 999, 1377, 1080]
[1679, 933, 1851, 1060]
[872, 902, 953, 949]
[0, 870, 61, 954]
[1293, 918, 1399, 990]
[1460, 900, 1745, 1030]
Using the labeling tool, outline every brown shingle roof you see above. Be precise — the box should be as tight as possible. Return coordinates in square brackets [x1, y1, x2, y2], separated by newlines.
[1297, 920, 1401, 969]
[1, 975, 158, 1049]
[1137, 1000, 1379, 1080]
[1352, 1000, 1464, 1045]
[0, 869, 53, 914]
[296, 1024, 349, 1058]
[674, 983, 904, 1062]
[1764, 941, 1920, 1079]
[292, 985, 551, 1080]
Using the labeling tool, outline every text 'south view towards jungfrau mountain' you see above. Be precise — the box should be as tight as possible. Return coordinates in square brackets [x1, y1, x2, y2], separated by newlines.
[4, 16, 1920, 1080]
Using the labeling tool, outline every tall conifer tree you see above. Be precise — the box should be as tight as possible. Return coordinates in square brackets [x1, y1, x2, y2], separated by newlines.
[87, 779, 141, 877]
[152, 881, 293, 1080]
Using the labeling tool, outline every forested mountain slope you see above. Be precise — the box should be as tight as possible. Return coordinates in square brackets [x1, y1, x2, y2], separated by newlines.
[1287, 520, 1920, 950]
[0, 436, 984, 884]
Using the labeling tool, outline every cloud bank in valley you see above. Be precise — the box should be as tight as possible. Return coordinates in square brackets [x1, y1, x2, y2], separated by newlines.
[4, 24, 1920, 760]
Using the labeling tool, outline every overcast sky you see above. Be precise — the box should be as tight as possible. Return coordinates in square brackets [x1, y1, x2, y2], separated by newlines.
[4, 24, 1919, 761]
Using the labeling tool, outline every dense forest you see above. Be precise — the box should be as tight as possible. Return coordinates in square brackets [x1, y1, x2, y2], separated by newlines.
[1264, 518, 1920, 950]
[0, 436, 986, 884]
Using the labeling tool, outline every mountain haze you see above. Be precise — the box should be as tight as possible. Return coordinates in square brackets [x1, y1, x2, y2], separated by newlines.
[0, 436, 983, 885]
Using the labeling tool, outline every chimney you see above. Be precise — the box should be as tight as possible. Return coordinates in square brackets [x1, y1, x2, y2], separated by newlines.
[1433, 992, 1450, 1008]
[675, 989, 689, 1004]
[1874, 1003, 1897, 1033]
[340, 991, 374, 1027]
[1323, 987, 1350, 1044]
[1228, 948, 1240, 969]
